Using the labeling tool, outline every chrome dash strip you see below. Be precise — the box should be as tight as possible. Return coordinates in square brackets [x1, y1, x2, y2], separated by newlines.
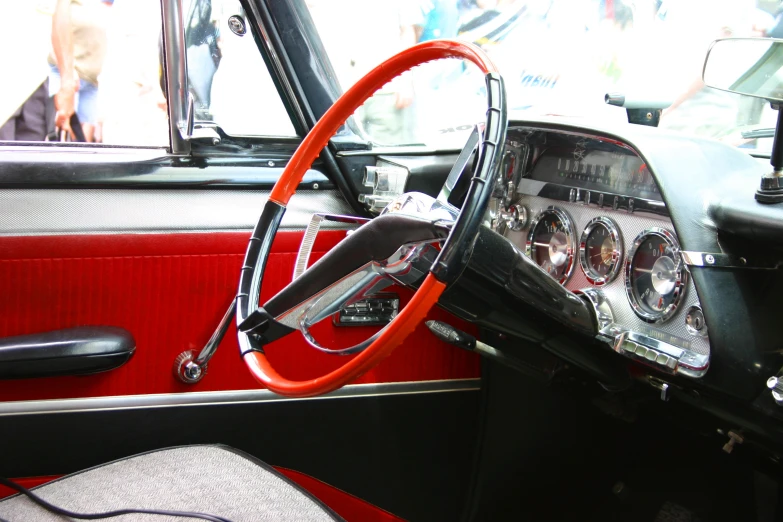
[0, 379, 481, 417]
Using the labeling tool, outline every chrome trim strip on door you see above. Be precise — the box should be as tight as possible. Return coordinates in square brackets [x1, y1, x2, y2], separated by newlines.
[0, 189, 353, 235]
[0, 148, 327, 187]
[0, 379, 481, 417]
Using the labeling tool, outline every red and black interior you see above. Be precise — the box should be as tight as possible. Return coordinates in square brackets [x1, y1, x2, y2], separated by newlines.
[0, 226, 482, 520]
[0, 1, 780, 521]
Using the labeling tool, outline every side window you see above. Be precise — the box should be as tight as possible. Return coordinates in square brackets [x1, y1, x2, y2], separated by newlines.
[0, 0, 295, 147]
[1, 0, 170, 147]
[185, 0, 296, 137]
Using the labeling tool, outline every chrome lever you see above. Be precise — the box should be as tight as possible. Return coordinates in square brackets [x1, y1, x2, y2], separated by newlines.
[173, 299, 236, 384]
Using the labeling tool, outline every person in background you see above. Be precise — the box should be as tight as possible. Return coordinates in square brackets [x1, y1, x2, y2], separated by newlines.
[416, 0, 460, 42]
[354, 1, 422, 145]
[0, 3, 52, 141]
[49, 0, 109, 142]
[413, 0, 461, 91]
[309, 0, 423, 145]
[0, 82, 50, 141]
[763, 0, 783, 37]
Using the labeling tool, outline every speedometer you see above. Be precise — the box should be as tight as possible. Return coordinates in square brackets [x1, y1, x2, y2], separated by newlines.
[625, 228, 687, 323]
[526, 207, 577, 284]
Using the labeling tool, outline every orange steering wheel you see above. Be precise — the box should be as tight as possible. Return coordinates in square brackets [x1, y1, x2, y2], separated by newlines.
[237, 39, 506, 397]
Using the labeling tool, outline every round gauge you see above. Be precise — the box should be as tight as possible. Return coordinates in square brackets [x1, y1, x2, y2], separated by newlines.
[625, 228, 687, 323]
[526, 207, 577, 284]
[579, 217, 622, 285]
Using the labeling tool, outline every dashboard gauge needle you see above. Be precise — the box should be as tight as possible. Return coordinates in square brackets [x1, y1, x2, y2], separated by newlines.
[533, 242, 550, 248]
[634, 268, 653, 273]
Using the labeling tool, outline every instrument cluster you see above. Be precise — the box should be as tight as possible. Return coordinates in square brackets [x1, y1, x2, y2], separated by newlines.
[496, 126, 710, 378]
[524, 208, 687, 325]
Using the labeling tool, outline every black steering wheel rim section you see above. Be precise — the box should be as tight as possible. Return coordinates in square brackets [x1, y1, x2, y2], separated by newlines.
[430, 72, 507, 284]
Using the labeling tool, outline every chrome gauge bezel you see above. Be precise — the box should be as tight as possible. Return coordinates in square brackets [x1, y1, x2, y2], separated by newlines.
[579, 216, 623, 286]
[525, 206, 577, 285]
[624, 228, 687, 324]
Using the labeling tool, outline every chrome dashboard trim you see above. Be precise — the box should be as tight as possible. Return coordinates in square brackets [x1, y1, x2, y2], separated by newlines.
[0, 379, 481, 417]
[614, 331, 709, 378]
[516, 179, 668, 217]
[579, 288, 617, 340]
[579, 216, 623, 286]
[526, 206, 577, 285]
[581, 288, 709, 378]
[681, 251, 782, 270]
[624, 228, 687, 324]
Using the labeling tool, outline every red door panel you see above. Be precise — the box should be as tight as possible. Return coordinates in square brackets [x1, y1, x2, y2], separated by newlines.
[0, 231, 479, 401]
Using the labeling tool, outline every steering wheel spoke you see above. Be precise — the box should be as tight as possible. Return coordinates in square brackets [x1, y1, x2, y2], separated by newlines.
[282, 262, 393, 355]
[279, 236, 445, 355]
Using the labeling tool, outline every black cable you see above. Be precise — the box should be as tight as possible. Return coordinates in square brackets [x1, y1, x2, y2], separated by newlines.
[0, 477, 233, 522]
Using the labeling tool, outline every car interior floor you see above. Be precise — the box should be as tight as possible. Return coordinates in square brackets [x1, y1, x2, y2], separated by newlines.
[465, 361, 767, 522]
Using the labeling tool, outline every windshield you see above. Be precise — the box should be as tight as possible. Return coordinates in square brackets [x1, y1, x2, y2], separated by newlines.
[308, 0, 779, 153]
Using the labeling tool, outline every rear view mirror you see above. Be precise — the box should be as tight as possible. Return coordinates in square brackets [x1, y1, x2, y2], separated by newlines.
[703, 38, 783, 103]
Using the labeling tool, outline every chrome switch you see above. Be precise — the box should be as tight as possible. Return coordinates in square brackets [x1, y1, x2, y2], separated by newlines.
[767, 375, 783, 405]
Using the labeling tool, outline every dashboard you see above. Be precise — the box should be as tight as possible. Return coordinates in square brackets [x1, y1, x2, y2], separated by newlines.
[493, 127, 710, 380]
[364, 117, 781, 450]
[361, 116, 781, 444]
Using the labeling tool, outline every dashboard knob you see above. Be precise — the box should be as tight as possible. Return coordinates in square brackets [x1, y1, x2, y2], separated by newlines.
[685, 305, 708, 337]
[766, 376, 783, 405]
[498, 204, 527, 231]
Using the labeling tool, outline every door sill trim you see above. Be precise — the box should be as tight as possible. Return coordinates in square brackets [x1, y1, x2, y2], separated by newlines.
[0, 378, 480, 416]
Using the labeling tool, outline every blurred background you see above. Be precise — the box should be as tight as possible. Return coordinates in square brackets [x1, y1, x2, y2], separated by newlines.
[2, 0, 781, 151]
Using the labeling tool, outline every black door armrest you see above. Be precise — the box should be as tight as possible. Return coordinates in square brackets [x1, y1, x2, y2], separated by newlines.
[0, 327, 135, 379]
